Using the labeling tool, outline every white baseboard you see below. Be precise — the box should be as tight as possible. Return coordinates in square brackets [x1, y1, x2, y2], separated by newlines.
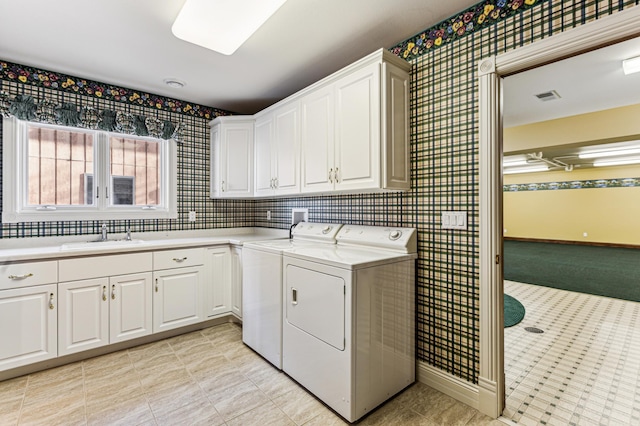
[416, 361, 479, 410]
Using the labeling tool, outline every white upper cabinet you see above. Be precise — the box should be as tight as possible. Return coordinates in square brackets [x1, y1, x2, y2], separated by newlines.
[210, 48, 410, 198]
[302, 52, 411, 194]
[300, 84, 335, 193]
[382, 61, 411, 189]
[333, 62, 381, 191]
[254, 101, 300, 197]
[210, 116, 254, 198]
[254, 112, 275, 196]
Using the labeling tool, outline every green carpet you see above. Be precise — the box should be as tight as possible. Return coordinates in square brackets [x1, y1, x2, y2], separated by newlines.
[504, 240, 640, 302]
[504, 294, 525, 327]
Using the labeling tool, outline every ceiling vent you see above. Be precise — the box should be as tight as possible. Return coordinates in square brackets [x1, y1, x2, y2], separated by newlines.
[534, 90, 561, 102]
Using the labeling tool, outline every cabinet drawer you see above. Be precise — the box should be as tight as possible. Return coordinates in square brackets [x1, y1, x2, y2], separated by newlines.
[153, 248, 204, 270]
[0, 261, 58, 290]
[59, 252, 153, 282]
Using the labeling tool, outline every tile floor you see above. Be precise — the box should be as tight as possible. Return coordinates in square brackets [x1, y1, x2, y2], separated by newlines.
[1, 322, 501, 426]
[503, 280, 640, 426]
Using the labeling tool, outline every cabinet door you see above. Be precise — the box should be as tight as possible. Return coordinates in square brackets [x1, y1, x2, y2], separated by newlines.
[254, 113, 275, 196]
[334, 62, 381, 191]
[273, 101, 300, 195]
[153, 266, 203, 333]
[230, 246, 243, 318]
[300, 85, 335, 193]
[204, 247, 231, 317]
[221, 122, 254, 198]
[109, 272, 152, 344]
[0, 284, 57, 371]
[59, 278, 109, 356]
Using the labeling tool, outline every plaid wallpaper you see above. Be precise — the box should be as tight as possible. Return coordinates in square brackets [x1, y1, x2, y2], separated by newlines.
[1, 0, 637, 383]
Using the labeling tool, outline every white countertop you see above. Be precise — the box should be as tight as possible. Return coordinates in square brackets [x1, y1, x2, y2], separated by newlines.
[0, 227, 289, 263]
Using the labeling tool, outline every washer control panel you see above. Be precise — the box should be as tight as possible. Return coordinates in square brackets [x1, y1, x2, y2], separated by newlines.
[336, 225, 417, 253]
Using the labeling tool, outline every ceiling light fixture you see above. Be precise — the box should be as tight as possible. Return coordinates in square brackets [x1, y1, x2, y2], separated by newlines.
[503, 165, 550, 175]
[172, 0, 288, 55]
[578, 146, 640, 159]
[622, 55, 640, 75]
[163, 78, 186, 88]
[593, 156, 640, 167]
[503, 155, 529, 167]
[503, 159, 529, 167]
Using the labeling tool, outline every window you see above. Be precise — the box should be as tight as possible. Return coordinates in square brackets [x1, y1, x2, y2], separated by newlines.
[2, 117, 177, 222]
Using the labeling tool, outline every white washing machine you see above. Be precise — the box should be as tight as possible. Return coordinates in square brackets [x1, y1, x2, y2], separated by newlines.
[242, 222, 342, 369]
[282, 224, 417, 422]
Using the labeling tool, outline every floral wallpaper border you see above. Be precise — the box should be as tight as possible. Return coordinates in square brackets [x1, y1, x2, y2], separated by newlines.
[504, 177, 640, 192]
[390, 0, 539, 60]
[0, 60, 233, 120]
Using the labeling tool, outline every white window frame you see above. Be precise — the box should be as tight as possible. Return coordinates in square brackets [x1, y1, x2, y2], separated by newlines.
[2, 117, 177, 223]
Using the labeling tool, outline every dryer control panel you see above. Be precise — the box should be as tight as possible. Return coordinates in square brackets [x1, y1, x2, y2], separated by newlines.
[336, 225, 417, 253]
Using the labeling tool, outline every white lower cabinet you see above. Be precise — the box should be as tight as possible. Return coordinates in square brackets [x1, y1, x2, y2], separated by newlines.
[153, 265, 203, 333]
[2, 242, 243, 374]
[230, 246, 243, 318]
[57, 253, 154, 356]
[58, 278, 109, 356]
[0, 284, 57, 370]
[109, 273, 153, 344]
[204, 246, 231, 318]
[58, 273, 153, 356]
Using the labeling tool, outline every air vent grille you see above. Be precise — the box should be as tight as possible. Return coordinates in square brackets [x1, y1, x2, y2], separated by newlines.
[534, 90, 561, 102]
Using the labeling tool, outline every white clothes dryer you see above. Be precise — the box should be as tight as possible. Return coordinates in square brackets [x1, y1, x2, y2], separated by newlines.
[242, 222, 342, 369]
[282, 224, 417, 422]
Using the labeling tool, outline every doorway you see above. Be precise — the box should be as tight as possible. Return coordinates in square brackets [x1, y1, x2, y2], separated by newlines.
[500, 38, 640, 422]
[476, 6, 640, 419]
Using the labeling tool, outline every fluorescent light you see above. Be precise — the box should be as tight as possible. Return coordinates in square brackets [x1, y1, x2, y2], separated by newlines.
[579, 146, 640, 159]
[593, 156, 640, 167]
[172, 0, 287, 55]
[503, 165, 549, 174]
[622, 55, 640, 75]
[503, 159, 529, 167]
[503, 155, 528, 167]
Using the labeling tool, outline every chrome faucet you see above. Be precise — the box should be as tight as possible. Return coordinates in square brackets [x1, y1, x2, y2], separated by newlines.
[125, 226, 132, 241]
[100, 223, 108, 241]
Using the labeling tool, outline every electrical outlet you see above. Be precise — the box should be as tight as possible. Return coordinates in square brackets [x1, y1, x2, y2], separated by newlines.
[188, 211, 196, 222]
[266, 211, 271, 220]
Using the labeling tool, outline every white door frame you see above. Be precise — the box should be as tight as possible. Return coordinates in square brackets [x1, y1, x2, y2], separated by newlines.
[477, 6, 640, 418]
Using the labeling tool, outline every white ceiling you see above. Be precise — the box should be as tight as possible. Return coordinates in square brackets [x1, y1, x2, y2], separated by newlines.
[503, 35, 640, 128]
[0, 0, 478, 114]
[502, 35, 640, 170]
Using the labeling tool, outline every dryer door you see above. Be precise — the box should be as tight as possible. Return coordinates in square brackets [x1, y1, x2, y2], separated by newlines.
[285, 264, 346, 350]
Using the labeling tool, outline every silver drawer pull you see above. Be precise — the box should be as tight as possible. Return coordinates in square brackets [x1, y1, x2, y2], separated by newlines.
[8, 273, 33, 280]
[292, 288, 298, 305]
[102, 286, 107, 301]
[49, 293, 55, 310]
[172, 257, 187, 262]
[111, 285, 116, 300]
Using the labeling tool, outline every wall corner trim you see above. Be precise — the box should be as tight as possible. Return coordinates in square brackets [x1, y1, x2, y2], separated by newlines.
[416, 361, 479, 411]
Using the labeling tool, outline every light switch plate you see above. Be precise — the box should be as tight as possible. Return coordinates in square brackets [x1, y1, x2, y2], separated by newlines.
[188, 211, 196, 222]
[442, 211, 467, 230]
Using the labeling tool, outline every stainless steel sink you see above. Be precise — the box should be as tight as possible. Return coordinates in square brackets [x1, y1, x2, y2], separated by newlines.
[60, 239, 145, 251]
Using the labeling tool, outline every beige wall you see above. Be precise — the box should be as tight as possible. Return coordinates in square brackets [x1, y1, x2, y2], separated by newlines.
[504, 104, 640, 153]
[503, 165, 640, 245]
